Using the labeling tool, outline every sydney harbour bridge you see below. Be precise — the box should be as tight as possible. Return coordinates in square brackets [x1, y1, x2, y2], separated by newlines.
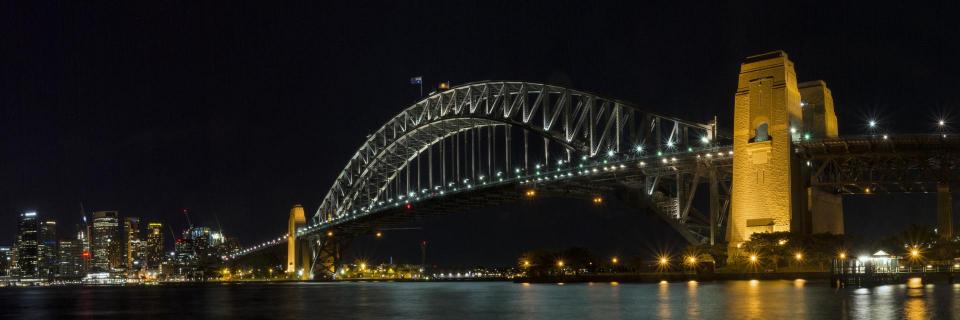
[227, 51, 960, 279]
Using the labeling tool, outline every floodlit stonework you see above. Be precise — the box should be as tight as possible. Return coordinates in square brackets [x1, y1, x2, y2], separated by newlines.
[730, 51, 844, 251]
[287, 204, 309, 278]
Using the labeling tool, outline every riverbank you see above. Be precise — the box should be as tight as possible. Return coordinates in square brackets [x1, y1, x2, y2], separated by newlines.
[517, 272, 828, 284]
[517, 271, 960, 285]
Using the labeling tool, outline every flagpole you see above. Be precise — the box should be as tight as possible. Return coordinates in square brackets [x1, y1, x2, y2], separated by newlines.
[419, 81, 423, 98]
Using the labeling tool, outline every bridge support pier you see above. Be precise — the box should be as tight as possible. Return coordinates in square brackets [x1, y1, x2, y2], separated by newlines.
[937, 182, 954, 239]
[310, 235, 347, 279]
[287, 205, 311, 280]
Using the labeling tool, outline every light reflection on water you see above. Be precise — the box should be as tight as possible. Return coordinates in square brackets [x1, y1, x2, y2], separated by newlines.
[0, 280, 957, 319]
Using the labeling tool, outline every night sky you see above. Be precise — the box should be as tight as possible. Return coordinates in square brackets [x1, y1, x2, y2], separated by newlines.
[2, 2, 958, 266]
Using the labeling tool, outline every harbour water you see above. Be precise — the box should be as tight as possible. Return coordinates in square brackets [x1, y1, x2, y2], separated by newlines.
[2, 280, 958, 319]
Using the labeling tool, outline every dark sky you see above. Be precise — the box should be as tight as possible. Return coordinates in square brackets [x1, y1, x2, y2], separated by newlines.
[2, 1, 958, 266]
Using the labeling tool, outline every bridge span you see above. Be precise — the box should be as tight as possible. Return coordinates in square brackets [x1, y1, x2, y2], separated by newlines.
[227, 52, 960, 280]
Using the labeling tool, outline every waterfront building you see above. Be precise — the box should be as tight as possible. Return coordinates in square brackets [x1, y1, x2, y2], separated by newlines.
[144, 222, 163, 272]
[57, 239, 83, 279]
[187, 227, 212, 256]
[124, 217, 143, 275]
[13, 212, 40, 279]
[92, 211, 122, 272]
[39, 219, 57, 280]
[76, 224, 91, 274]
[173, 238, 196, 279]
[0, 246, 11, 276]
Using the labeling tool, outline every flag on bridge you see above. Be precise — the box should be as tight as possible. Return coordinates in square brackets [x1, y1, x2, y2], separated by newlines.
[411, 76, 424, 97]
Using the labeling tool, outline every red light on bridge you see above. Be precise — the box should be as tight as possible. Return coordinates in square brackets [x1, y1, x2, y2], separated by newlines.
[81, 251, 91, 258]
[405, 203, 413, 210]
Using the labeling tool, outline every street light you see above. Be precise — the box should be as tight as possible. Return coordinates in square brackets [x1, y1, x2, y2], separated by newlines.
[592, 196, 603, 204]
[611, 257, 619, 264]
[557, 260, 565, 268]
[795, 253, 803, 261]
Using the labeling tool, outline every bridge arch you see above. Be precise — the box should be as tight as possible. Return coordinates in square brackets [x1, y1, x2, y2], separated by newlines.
[315, 81, 718, 225]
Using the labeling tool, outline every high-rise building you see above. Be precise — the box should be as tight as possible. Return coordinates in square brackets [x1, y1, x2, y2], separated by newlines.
[75, 224, 91, 274]
[124, 217, 143, 275]
[0, 246, 11, 276]
[173, 238, 195, 278]
[57, 239, 83, 279]
[187, 227, 212, 257]
[92, 211, 121, 272]
[39, 219, 57, 280]
[145, 222, 164, 271]
[13, 212, 40, 279]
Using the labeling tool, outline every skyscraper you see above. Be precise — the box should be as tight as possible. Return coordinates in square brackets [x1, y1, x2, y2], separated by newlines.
[124, 217, 143, 276]
[173, 238, 195, 278]
[0, 246, 11, 277]
[92, 211, 121, 272]
[145, 222, 163, 271]
[76, 224, 91, 274]
[57, 238, 83, 279]
[13, 212, 40, 279]
[39, 219, 57, 280]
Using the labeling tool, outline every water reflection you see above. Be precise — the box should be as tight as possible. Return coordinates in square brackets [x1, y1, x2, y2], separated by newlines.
[745, 280, 761, 318]
[657, 281, 671, 319]
[0, 281, 957, 319]
[686, 281, 699, 319]
[904, 291, 927, 320]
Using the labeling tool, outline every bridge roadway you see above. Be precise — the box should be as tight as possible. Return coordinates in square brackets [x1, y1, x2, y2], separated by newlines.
[228, 133, 960, 264]
[799, 134, 960, 194]
[227, 144, 735, 261]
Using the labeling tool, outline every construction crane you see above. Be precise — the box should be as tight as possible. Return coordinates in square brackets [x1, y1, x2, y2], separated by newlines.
[182, 208, 193, 230]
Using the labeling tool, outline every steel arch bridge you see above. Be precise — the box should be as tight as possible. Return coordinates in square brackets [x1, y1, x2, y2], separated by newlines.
[229, 81, 734, 277]
[315, 81, 720, 224]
